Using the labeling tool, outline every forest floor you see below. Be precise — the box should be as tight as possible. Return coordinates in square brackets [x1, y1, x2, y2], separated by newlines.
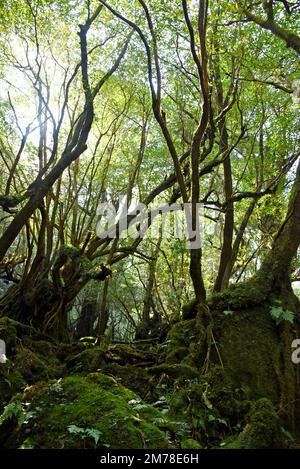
[0, 298, 299, 449]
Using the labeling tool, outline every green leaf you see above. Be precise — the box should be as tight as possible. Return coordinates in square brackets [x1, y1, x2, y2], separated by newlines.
[85, 428, 102, 446]
[223, 310, 233, 316]
[67, 424, 86, 435]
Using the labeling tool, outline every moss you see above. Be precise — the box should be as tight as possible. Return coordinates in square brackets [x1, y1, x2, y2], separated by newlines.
[148, 364, 199, 381]
[0, 317, 54, 354]
[0, 319, 17, 354]
[14, 347, 63, 384]
[182, 300, 198, 320]
[225, 398, 284, 448]
[209, 279, 269, 312]
[59, 245, 82, 259]
[66, 347, 106, 374]
[165, 319, 207, 368]
[0, 373, 171, 449]
[167, 319, 198, 347]
[106, 344, 156, 366]
[0, 361, 26, 410]
[212, 306, 282, 402]
[165, 347, 189, 364]
[103, 363, 152, 399]
[204, 365, 250, 420]
[181, 438, 203, 449]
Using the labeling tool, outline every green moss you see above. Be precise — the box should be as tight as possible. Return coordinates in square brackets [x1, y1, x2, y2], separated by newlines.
[59, 245, 81, 259]
[0, 373, 171, 449]
[165, 346, 189, 364]
[103, 363, 152, 399]
[107, 344, 154, 365]
[148, 364, 199, 380]
[209, 279, 269, 312]
[181, 438, 203, 449]
[225, 399, 284, 448]
[0, 320, 17, 354]
[66, 347, 106, 374]
[212, 306, 282, 402]
[0, 362, 26, 410]
[14, 347, 63, 384]
[0, 317, 54, 353]
[167, 319, 198, 347]
[182, 300, 198, 320]
[164, 319, 207, 368]
[204, 365, 250, 416]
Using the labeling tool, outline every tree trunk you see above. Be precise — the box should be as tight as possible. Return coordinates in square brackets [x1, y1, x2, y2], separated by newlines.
[256, 159, 300, 293]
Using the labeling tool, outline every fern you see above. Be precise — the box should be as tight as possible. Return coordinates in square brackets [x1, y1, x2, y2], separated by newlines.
[0, 401, 23, 424]
[270, 305, 294, 325]
[85, 428, 102, 446]
[67, 424, 102, 447]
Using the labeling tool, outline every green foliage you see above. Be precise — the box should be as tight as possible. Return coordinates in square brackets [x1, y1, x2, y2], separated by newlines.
[223, 310, 233, 317]
[0, 401, 23, 424]
[270, 300, 294, 325]
[67, 425, 103, 448]
[0, 374, 172, 449]
[225, 399, 284, 449]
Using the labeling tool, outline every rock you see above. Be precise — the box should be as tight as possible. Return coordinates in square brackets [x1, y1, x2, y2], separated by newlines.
[0, 373, 172, 449]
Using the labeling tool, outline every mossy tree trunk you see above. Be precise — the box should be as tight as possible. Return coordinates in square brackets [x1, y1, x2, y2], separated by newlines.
[0, 246, 111, 339]
[256, 159, 300, 295]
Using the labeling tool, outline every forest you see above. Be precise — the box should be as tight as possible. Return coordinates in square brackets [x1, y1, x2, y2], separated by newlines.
[0, 0, 300, 453]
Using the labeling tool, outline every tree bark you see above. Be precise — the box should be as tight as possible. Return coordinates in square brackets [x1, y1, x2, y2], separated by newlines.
[257, 159, 300, 292]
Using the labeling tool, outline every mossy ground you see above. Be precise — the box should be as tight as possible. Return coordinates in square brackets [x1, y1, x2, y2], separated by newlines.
[0, 279, 299, 450]
[0, 373, 172, 449]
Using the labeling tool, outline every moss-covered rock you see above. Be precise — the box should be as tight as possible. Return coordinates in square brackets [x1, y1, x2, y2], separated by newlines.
[148, 364, 199, 381]
[0, 373, 172, 449]
[181, 438, 203, 449]
[0, 317, 18, 354]
[66, 347, 106, 374]
[13, 347, 63, 383]
[103, 363, 153, 399]
[0, 317, 64, 410]
[0, 361, 26, 410]
[106, 344, 157, 366]
[225, 398, 284, 448]
[0, 316, 55, 355]
[165, 346, 190, 364]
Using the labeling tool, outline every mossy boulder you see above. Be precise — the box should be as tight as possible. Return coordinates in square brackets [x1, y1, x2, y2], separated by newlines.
[181, 438, 203, 449]
[164, 319, 198, 363]
[66, 347, 106, 374]
[225, 398, 284, 448]
[106, 344, 157, 366]
[0, 316, 55, 355]
[0, 361, 26, 410]
[203, 365, 250, 420]
[103, 363, 153, 399]
[13, 347, 63, 383]
[0, 373, 172, 449]
[0, 317, 18, 354]
[148, 364, 199, 381]
[0, 318, 63, 410]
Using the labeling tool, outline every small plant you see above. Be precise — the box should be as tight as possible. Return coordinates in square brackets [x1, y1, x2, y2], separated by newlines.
[270, 300, 294, 325]
[19, 437, 35, 449]
[223, 309, 233, 317]
[0, 401, 23, 424]
[0, 400, 35, 426]
[67, 424, 103, 447]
